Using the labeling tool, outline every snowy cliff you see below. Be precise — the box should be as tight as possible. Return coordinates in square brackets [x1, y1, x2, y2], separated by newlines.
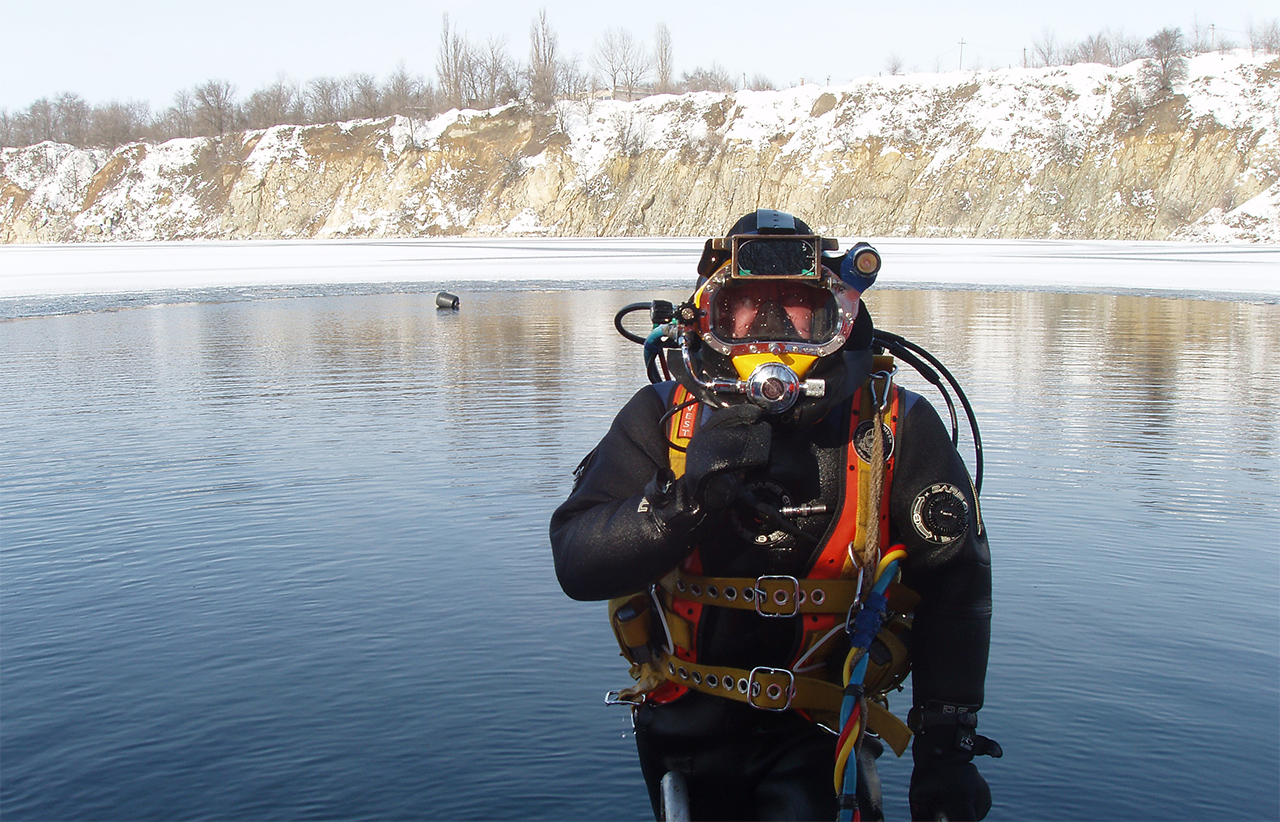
[2, 51, 1277, 244]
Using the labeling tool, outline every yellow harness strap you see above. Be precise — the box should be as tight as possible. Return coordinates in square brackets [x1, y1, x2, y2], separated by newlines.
[667, 384, 699, 475]
[865, 700, 913, 756]
[658, 569, 864, 616]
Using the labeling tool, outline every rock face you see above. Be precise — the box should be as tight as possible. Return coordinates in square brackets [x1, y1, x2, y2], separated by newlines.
[3, 52, 1277, 244]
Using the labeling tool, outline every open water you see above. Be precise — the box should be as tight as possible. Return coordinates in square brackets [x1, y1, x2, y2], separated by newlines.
[2, 285, 1278, 821]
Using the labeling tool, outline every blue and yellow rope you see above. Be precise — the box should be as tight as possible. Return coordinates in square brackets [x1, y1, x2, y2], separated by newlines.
[835, 545, 907, 821]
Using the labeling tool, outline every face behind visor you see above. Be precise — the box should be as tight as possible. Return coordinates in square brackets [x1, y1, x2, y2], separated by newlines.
[711, 278, 841, 347]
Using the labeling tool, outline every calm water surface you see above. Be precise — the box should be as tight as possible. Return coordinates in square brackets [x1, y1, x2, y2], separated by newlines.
[2, 287, 1277, 821]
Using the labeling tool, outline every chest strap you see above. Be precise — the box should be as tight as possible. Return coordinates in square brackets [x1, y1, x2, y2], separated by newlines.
[659, 570, 862, 617]
[655, 655, 911, 756]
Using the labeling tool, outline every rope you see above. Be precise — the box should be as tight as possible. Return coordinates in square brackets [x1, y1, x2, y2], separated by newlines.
[862, 400, 885, 579]
[834, 545, 907, 822]
[851, 373, 890, 592]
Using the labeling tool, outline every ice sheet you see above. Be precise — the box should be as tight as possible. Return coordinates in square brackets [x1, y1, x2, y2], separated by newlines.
[0, 238, 1274, 301]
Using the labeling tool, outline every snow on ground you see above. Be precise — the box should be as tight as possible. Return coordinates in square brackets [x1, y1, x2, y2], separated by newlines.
[0, 238, 1275, 303]
[550, 50, 1280, 197]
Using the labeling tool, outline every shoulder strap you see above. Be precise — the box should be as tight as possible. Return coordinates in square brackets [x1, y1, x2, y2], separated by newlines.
[809, 357, 902, 581]
[666, 384, 701, 479]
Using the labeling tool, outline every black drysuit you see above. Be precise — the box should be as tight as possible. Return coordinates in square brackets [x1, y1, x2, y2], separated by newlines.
[550, 368, 992, 820]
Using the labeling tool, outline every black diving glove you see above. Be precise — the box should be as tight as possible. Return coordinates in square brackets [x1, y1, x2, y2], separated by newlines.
[909, 755, 990, 821]
[908, 705, 1000, 821]
[644, 403, 772, 533]
[682, 403, 771, 509]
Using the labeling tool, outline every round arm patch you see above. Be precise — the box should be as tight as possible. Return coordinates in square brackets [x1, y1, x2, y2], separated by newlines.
[910, 483, 970, 545]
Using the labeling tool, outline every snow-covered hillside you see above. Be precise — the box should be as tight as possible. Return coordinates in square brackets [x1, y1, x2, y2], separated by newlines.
[2, 51, 1277, 243]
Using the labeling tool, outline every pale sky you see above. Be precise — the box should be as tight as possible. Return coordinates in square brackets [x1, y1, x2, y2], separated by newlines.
[1, 0, 1272, 111]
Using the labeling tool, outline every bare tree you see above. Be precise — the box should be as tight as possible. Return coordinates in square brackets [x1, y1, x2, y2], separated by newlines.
[306, 77, 349, 123]
[157, 89, 196, 140]
[382, 62, 435, 118]
[1142, 27, 1188, 96]
[594, 28, 651, 100]
[346, 73, 382, 119]
[243, 79, 303, 129]
[559, 55, 590, 101]
[1191, 19, 1214, 53]
[52, 92, 91, 145]
[748, 73, 776, 90]
[619, 32, 654, 100]
[194, 79, 238, 135]
[22, 98, 58, 143]
[1249, 19, 1280, 54]
[1033, 29, 1061, 67]
[1042, 28, 1144, 69]
[1066, 32, 1112, 65]
[528, 8, 561, 107]
[89, 100, 150, 148]
[1109, 30, 1145, 65]
[654, 23, 674, 93]
[885, 53, 905, 75]
[437, 13, 482, 109]
[680, 64, 736, 93]
[592, 29, 625, 98]
[476, 37, 518, 109]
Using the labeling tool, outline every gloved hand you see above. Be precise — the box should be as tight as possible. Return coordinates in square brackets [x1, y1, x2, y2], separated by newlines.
[909, 754, 991, 821]
[681, 403, 772, 509]
[908, 701, 1000, 820]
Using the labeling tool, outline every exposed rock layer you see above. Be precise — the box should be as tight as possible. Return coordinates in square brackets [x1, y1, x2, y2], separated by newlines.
[3, 53, 1277, 243]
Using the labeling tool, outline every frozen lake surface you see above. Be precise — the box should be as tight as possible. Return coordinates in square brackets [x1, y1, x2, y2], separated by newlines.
[1, 237, 1277, 311]
[2, 241, 1278, 820]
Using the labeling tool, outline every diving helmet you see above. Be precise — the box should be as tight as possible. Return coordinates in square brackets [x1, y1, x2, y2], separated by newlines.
[670, 209, 879, 423]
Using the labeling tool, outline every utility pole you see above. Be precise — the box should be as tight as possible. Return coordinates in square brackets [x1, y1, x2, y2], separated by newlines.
[959, 38, 966, 70]
[1210, 23, 1216, 51]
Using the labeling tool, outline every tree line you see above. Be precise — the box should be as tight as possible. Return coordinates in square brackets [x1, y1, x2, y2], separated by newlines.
[3, 14, 1278, 151]
[0, 11, 751, 151]
[1023, 21, 1279, 99]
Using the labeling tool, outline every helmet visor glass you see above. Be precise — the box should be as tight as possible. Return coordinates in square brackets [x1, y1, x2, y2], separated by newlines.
[710, 279, 840, 345]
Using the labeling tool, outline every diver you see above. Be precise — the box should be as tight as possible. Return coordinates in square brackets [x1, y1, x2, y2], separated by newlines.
[550, 210, 999, 821]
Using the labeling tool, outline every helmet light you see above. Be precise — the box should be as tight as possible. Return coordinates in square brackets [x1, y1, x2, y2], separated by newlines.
[854, 246, 881, 275]
[840, 242, 881, 291]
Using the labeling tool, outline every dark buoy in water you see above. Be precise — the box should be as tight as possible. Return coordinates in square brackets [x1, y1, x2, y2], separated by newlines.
[436, 291, 460, 310]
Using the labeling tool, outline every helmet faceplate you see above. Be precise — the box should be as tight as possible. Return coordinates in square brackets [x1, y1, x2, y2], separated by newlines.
[694, 263, 858, 361]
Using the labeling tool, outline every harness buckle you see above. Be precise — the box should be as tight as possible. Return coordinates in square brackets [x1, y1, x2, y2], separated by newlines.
[747, 667, 796, 711]
[753, 575, 801, 617]
[605, 690, 644, 706]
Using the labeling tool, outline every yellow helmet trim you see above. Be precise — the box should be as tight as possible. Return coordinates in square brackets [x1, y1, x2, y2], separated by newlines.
[731, 352, 819, 381]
